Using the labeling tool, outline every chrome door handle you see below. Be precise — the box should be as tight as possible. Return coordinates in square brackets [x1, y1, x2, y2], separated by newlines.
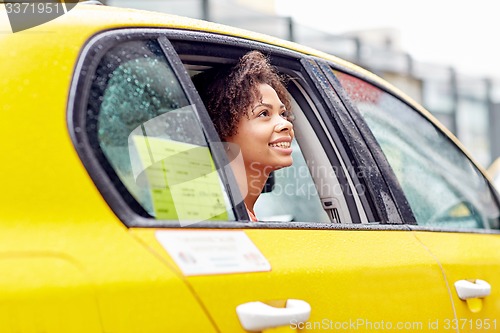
[454, 279, 491, 300]
[236, 299, 311, 332]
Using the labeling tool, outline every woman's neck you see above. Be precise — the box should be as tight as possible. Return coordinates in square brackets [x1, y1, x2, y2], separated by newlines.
[243, 164, 270, 212]
[228, 158, 269, 212]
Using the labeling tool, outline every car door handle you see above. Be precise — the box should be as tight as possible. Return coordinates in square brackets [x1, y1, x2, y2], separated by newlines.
[454, 279, 491, 300]
[236, 299, 311, 332]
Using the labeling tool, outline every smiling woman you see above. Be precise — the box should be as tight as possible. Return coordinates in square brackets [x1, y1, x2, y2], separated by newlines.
[192, 51, 294, 221]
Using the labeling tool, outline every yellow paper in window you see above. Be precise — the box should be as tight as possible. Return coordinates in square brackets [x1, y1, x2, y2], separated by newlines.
[132, 136, 228, 224]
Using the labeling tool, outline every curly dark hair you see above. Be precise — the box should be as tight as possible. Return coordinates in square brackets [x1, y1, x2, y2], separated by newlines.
[192, 50, 291, 140]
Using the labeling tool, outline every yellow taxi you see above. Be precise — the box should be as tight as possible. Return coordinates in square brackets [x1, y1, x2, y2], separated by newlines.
[1, 2, 499, 332]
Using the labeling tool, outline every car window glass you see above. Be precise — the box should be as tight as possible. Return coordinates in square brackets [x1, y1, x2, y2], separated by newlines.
[88, 40, 234, 223]
[334, 70, 500, 229]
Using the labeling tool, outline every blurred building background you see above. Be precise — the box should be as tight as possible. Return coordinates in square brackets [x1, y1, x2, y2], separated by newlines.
[104, 0, 499, 169]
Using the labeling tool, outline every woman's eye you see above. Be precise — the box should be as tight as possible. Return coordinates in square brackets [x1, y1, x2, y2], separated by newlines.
[281, 110, 294, 121]
[258, 110, 269, 117]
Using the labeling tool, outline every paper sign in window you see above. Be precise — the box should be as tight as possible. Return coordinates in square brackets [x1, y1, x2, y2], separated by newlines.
[131, 135, 228, 225]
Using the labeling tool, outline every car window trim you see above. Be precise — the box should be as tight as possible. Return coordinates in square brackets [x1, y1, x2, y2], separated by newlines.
[67, 28, 500, 233]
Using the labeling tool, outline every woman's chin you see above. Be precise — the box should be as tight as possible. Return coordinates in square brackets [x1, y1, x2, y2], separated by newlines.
[273, 158, 293, 170]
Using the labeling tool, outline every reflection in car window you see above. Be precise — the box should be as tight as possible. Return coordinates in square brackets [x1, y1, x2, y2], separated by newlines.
[88, 40, 233, 223]
[335, 71, 500, 229]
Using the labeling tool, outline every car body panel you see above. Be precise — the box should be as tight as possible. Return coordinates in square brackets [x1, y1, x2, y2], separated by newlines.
[132, 227, 456, 332]
[0, 212, 218, 332]
[412, 231, 500, 323]
[0, 256, 103, 332]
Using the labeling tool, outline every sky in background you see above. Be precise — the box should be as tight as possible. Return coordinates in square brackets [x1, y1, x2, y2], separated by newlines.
[275, 0, 500, 80]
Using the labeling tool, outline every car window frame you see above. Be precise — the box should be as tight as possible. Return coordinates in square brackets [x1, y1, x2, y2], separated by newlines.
[68, 27, 411, 229]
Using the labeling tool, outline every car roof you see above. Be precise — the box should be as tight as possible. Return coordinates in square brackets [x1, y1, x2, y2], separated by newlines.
[1, 3, 369, 78]
[0, 3, 424, 107]
[0, 3, 414, 104]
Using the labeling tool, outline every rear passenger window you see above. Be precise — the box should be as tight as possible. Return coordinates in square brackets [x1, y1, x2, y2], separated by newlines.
[87, 39, 234, 223]
[182, 58, 343, 224]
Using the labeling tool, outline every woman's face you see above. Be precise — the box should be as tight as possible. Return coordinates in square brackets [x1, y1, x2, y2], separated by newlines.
[226, 83, 294, 174]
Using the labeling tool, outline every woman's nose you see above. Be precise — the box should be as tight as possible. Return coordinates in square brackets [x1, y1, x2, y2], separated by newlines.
[274, 119, 293, 132]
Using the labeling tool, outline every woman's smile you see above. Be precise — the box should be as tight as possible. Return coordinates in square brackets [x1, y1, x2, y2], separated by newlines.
[268, 137, 292, 152]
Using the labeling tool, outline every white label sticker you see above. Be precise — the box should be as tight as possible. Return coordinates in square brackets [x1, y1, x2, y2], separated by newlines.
[155, 230, 271, 276]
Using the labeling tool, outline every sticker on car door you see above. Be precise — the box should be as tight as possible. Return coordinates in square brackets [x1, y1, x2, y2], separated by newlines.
[155, 230, 271, 276]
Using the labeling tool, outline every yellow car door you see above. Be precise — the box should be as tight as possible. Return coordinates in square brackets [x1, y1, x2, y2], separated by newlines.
[131, 227, 454, 332]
